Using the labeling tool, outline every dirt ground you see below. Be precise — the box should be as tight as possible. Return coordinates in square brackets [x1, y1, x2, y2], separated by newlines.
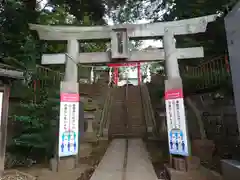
[3, 139, 224, 180]
[77, 141, 109, 180]
[3, 141, 109, 180]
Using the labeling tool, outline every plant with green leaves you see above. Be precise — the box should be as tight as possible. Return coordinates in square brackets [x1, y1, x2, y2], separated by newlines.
[8, 72, 60, 161]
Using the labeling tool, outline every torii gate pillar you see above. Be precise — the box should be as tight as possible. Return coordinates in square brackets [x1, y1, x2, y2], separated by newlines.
[163, 28, 191, 169]
[52, 40, 80, 172]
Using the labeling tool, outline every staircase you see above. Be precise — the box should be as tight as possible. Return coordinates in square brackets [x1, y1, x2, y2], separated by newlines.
[108, 87, 127, 137]
[126, 85, 146, 137]
[108, 86, 147, 138]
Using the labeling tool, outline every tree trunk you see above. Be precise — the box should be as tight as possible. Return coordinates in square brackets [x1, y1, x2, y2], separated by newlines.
[23, 0, 38, 23]
[23, 0, 37, 10]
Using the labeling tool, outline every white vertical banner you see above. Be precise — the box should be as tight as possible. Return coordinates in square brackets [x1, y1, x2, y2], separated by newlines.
[58, 93, 79, 157]
[0, 92, 3, 126]
[165, 89, 189, 156]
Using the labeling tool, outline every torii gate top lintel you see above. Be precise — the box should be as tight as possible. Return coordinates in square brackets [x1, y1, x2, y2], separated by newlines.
[29, 14, 217, 65]
[29, 14, 217, 82]
[29, 14, 217, 41]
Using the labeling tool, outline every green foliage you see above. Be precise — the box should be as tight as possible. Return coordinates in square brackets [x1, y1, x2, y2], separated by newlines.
[9, 79, 59, 158]
[110, 0, 146, 23]
[0, 1, 39, 69]
[10, 70, 59, 157]
[145, 0, 239, 60]
[47, 0, 106, 24]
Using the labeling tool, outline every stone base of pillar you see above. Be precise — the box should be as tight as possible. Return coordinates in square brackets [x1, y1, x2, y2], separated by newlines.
[171, 156, 200, 171]
[49, 144, 93, 172]
[164, 165, 191, 180]
[50, 157, 76, 172]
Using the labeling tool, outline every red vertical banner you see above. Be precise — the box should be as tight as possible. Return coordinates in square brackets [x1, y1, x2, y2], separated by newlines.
[113, 68, 116, 84]
[224, 54, 230, 73]
[113, 67, 119, 85]
[116, 68, 119, 85]
[137, 62, 141, 85]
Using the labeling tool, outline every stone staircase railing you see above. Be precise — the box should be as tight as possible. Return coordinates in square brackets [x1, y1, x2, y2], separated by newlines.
[97, 88, 112, 138]
[185, 97, 207, 140]
[140, 84, 158, 137]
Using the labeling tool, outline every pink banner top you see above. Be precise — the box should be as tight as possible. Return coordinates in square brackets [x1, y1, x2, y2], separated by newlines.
[107, 62, 139, 67]
[165, 89, 183, 100]
[60, 93, 80, 102]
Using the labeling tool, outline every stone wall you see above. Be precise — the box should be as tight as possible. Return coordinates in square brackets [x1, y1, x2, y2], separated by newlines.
[186, 93, 240, 171]
[188, 94, 238, 143]
[147, 81, 240, 171]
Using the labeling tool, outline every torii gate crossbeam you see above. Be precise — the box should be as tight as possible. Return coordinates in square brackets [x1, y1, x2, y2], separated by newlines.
[29, 15, 216, 40]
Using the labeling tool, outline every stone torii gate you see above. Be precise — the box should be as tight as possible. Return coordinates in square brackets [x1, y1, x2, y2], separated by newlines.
[29, 14, 216, 171]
